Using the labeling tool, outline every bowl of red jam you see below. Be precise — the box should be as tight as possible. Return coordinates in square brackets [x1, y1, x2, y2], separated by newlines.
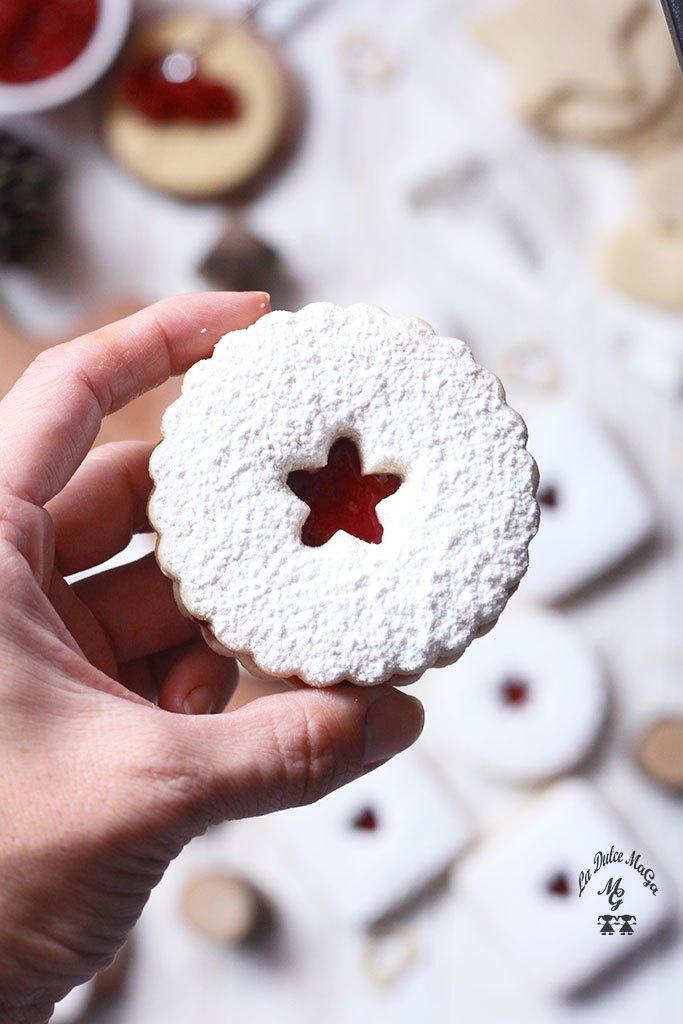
[0, 0, 132, 114]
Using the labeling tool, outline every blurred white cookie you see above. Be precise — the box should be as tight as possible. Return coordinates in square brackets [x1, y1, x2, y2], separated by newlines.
[424, 609, 607, 784]
[520, 401, 655, 601]
[460, 779, 671, 994]
[270, 751, 472, 926]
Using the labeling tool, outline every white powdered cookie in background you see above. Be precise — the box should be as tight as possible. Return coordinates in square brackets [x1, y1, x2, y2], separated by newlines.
[602, 222, 683, 310]
[422, 609, 607, 785]
[270, 751, 472, 927]
[150, 303, 538, 687]
[519, 401, 655, 602]
[460, 780, 671, 995]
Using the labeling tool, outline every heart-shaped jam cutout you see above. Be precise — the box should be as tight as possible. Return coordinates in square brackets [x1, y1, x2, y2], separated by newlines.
[546, 872, 570, 897]
[122, 51, 242, 124]
[352, 807, 378, 831]
[500, 677, 529, 706]
[537, 484, 559, 509]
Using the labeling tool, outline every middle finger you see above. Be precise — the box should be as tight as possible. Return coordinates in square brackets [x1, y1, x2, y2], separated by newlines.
[72, 552, 196, 662]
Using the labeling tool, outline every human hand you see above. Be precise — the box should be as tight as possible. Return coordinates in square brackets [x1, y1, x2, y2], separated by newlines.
[0, 293, 424, 1024]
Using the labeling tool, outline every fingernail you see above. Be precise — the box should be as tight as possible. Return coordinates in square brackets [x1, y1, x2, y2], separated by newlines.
[257, 291, 270, 311]
[183, 685, 216, 715]
[363, 690, 425, 766]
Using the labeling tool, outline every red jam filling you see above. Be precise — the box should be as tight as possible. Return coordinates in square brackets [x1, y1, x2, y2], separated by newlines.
[546, 872, 570, 897]
[121, 51, 242, 124]
[352, 807, 378, 831]
[287, 437, 402, 548]
[500, 677, 529, 706]
[537, 484, 558, 509]
[0, 0, 98, 84]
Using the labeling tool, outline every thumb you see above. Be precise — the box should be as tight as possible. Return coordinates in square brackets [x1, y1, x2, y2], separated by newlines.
[175, 684, 425, 821]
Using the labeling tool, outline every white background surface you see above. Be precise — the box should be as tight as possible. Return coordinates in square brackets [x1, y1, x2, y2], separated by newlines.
[3, 0, 683, 1021]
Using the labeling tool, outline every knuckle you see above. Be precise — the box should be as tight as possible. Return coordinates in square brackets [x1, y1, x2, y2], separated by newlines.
[272, 697, 356, 809]
[0, 538, 31, 601]
[0, 495, 53, 581]
[28, 343, 67, 376]
[122, 715, 212, 847]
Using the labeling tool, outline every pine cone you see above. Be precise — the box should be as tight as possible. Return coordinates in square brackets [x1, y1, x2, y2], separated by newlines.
[0, 130, 59, 265]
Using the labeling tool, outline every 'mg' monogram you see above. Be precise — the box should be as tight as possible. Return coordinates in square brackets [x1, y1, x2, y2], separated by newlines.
[597, 876, 625, 911]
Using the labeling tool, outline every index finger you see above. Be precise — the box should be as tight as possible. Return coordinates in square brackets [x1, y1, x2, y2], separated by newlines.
[0, 291, 269, 506]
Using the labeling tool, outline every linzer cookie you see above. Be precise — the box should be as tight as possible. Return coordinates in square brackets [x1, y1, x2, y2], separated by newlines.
[149, 303, 538, 687]
[520, 401, 655, 602]
[104, 13, 300, 199]
[272, 750, 472, 926]
[426, 609, 607, 784]
[460, 780, 670, 994]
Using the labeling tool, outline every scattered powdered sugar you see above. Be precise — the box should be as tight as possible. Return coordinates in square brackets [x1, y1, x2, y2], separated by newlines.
[149, 302, 539, 686]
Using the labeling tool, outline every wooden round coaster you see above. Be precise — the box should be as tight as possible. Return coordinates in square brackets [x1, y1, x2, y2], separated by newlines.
[181, 872, 267, 945]
[103, 12, 302, 200]
[637, 717, 683, 791]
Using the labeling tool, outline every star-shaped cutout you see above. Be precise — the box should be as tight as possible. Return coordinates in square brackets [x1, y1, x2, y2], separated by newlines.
[474, 0, 643, 118]
[286, 437, 402, 547]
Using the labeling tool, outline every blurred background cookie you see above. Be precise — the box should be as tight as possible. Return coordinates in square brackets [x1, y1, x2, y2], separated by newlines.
[540, 8, 680, 148]
[424, 609, 607, 785]
[638, 142, 683, 224]
[104, 12, 301, 199]
[475, 0, 681, 148]
[474, 0, 643, 121]
[602, 222, 683, 310]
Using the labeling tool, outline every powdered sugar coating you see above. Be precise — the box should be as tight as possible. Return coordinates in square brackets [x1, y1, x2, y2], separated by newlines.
[149, 303, 538, 686]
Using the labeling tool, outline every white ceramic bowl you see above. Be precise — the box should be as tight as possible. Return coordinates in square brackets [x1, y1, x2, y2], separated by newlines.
[0, 0, 132, 115]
